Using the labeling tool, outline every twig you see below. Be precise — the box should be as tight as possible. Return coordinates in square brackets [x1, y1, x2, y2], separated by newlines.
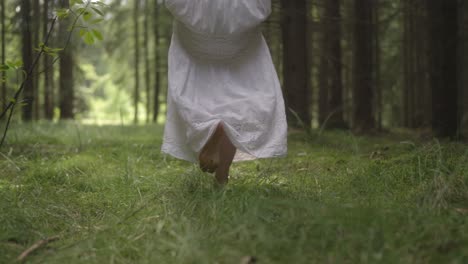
[0, 151, 20, 171]
[16, 236, 60, 262]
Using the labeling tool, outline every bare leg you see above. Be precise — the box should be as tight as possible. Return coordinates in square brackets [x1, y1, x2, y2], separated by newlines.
[214, 125, 236, 186]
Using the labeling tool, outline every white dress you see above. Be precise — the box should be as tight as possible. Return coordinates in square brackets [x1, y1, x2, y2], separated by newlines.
[161, 0, 287, 162]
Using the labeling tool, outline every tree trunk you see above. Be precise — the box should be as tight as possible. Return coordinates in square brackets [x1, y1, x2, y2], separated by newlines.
[59, 0, 74, 119]
[372, 1, 381, 130]
[1, 0, 5, 110]
[352, 0, 375, 132]
[318, 2, 329, 127]
[43, 0, 54, 120]
[281, 0, 310, 127]
[403, 0, 429, 129]
[32, 0, 40, 120]
[427, 0, 459, 138]
[21, 0, 34, 121]
[324, 0, 346, 129]
[143, 0, 151, 123]
[342, 0, 354, 126]
[460, 0, 468, 138]
[152, 0, 160, 123]
[133, 0, 140, 124]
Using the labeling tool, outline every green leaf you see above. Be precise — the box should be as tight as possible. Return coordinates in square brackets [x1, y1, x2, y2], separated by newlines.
[92, 29, 103, 41]
[92, 1, 107, 7]
[56, 8, 69, 19]
[14, 60, 23, 68]
[6, 60, 23, 69]
[71, 0, 84, 6]
[90, 18, 104, 25]
[83, 11, 92, 21]
[83, 32, 95, 45]
[91, 7, 104, 17]
[0, 64, 9, 71]
[79, 29, 87, 37]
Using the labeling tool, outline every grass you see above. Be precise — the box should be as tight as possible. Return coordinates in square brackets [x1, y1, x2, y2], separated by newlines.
[1, 122, 468, 263]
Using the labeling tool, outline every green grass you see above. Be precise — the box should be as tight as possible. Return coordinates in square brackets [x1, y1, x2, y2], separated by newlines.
[1, 122, 468, 263]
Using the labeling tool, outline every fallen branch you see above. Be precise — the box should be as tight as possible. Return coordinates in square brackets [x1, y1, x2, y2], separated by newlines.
[16, 236, 60, 262]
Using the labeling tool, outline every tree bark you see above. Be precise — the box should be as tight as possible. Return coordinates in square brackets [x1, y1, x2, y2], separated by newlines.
[1, 0, 5, 110]
[403, 0, 430, 129]
[427, 0, 459, 138]
[352, 0, 375, 132]
[43, 0, 54, 120]
[323, 0, 346, 129]
[143, 0, 151, 123]
[152, 0, 160, 123]
[133, 0, 140, 124]
[32, 0, 40, 120]
[21, 0, 34, 121]
[318, 2, 329, 127]
[281, 0, 310, 127]
[59, 0, 74, 119]
[460, 0, 468, 138]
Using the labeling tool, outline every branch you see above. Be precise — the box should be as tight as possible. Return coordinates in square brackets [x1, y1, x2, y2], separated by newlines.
[0, 1, 93, 149]
[16, 236, 60, 262]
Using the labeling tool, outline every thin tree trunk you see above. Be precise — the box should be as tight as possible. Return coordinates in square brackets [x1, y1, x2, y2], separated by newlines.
[33, 0, 40, 120]
[1, 0, 5, 110]
[43, 0, 54, 120]
[352, 0, 375, 132]
[21, 0, 34, 121]
[59, 0, 74, 119]
[281, 0, 310, 127]
[133, 0, 140, 124]
[152, 0, 160, 123]
[143, 0, 151, 123]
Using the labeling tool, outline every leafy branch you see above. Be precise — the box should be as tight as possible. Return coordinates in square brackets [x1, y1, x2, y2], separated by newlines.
[0, 0, 105, 149]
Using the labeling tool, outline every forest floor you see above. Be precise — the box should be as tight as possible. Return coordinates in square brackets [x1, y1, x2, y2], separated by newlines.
[1, 123, 468, 263]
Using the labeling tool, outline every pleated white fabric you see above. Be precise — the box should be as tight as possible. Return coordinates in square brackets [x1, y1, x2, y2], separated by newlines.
[161, 0, 287, 162]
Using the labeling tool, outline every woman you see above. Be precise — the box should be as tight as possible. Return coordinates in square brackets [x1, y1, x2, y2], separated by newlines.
[162, 0, 287, 185]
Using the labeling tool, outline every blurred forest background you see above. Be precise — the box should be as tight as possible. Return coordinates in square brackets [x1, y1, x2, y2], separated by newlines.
[1, 0, 468, 138]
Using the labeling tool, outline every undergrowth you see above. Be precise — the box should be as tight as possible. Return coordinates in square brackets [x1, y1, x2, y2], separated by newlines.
[0, 123, 467, 263]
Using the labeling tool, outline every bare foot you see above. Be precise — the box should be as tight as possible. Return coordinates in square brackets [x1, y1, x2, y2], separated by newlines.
[214, 125, 236, 186]
[198, 124, 223, 173]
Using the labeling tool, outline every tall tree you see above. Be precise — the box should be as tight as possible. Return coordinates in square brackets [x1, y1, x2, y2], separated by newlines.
[43, 0, 54, 120]
[1, 0, 5, 110]
[59, 0, 74, 119]
[21, 0, 34, 121]
[32, 0, 40, 119]
[133, 0, 140, 124]
[281, 0, 310, 127]
[461, 0, 468, 137]
[427, 0, 459, 137]
[372, 1, 381, 130]
[318, 3, 329, 126]
[152, 0, 160, 123]
[319, 0, 346, 129]
[143, 0, 151, 123]
[352, 0, 375, 132]
[402, 0, 430, 129]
